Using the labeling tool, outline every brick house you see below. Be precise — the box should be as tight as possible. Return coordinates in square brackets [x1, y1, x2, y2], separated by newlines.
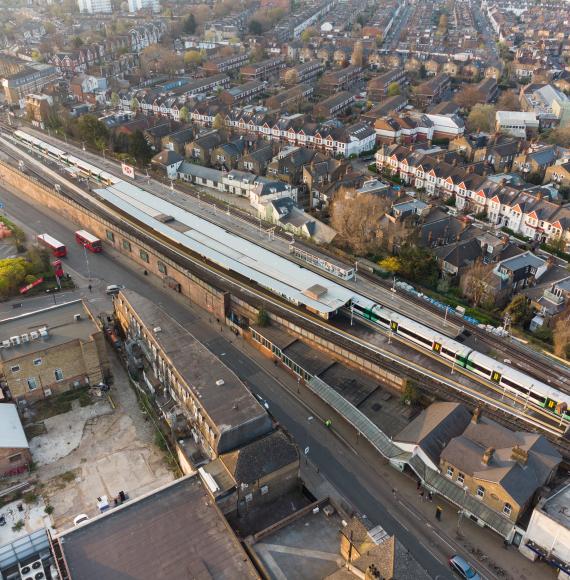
[0, 300, 110, 402]
[0, 404, 31, 477]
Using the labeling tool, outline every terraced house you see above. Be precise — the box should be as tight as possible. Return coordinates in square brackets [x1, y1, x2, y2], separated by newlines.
[376, 144, 570, 246]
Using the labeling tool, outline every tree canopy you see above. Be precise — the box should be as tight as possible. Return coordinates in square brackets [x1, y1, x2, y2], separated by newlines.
[76, 114, 109, 150]
[128, 130, 153, 167]
[466, 104, 496, 133]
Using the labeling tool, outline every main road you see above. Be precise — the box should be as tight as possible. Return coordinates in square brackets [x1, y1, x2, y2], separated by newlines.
[0, 184, 462, 579]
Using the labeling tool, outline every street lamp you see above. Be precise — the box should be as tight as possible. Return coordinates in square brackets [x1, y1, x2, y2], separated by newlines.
[83, 244, 91, 281]
[456, 485, 469, 536]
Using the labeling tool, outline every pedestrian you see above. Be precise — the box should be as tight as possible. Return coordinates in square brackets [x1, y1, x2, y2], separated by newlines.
[392, 488, 397, 498]
[88, 284, 92, 293]
[416, 481, 421, 491]
[419, 490, 424, 500]
[428, 492, 433, 502]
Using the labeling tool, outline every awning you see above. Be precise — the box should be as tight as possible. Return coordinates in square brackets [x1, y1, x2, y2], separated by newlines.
[525, 542, 570, 574]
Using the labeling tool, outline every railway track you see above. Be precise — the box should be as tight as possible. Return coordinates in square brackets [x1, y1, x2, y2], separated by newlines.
[10, 123, 570, 393]
[1, 136, 569, 456]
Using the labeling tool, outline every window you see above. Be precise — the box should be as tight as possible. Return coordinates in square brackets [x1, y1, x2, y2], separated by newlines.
[503, 503, 512, 517]
[457, 473, 465, 485]
[106, 230, 115, 242]
[33, 358, 42, 366]
[157, 261, 167, 275]
[11, 365, 21, 373]
[139, 249, 149, 263]
[476, 485, 485, 499]
[446, 466, 454, 478]
[122, 239, 132, 252]
[54, 368, 64, 381]
[27, 377, 38, 391]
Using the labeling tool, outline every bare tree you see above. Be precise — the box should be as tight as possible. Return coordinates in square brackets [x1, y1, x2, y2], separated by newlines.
[351, 41, 364, 68]
[283, 68, 299, 86]
[554, 304, 570, 359]
[330, 188, 390, 254]
[460, 261, 494, 307]
[497, 90, 520, 111]
[454, 85, 483, 110]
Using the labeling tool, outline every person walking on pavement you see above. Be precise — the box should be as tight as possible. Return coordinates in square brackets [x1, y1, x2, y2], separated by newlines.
[88, 284, 92, 292]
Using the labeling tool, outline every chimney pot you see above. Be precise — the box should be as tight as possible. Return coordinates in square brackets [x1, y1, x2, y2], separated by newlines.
[482, 446, 495, 465]
[472, 408, 482, 424]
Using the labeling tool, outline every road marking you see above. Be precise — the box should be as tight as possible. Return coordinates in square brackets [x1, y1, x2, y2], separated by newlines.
[431, 529, 455, 551]
[397, 500, 421, 521]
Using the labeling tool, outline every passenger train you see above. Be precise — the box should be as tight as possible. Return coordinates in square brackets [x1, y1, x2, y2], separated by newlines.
[7, 129, 570, 424]
[351, 297, 570, 422]
[12, 130, 119, 187]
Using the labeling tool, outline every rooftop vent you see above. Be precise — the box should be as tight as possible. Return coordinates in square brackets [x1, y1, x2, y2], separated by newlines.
[74, 314, 81, 321]
[215, 379, 225, 387]
[153, 327, 162, 333]
[39, 327, 48, 339]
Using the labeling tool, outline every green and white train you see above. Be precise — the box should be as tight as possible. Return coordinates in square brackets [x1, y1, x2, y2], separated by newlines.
[351, 296, 570, 422]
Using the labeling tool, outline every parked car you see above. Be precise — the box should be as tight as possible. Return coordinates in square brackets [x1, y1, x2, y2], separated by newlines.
[73, 514, 89, 526]
[449, 555, 480, 580]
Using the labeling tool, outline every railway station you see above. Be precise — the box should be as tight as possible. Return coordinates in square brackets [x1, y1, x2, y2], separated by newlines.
[95, 180, 356, 319]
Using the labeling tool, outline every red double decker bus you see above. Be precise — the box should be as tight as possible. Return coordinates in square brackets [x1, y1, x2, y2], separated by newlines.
[37, 233, 67, 257]
[75, 230, 102, 253]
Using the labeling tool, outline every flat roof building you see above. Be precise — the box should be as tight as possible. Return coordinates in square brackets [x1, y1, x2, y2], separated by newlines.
[56, 475, 260, 580]
[0, 300, 110, 402]
[114, 290, 273, 458]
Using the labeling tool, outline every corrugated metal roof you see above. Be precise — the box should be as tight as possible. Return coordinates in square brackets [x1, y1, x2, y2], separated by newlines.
[95, 185, 354, 314]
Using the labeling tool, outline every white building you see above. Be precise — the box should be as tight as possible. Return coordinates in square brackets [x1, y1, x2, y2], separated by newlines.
[128, 0, 160, 13]
[519, 483, 570, 579]
[77, 0, 112, 14]
[495, 111, 539, 138]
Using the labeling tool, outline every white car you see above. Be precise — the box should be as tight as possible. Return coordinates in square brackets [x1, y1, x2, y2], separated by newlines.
[73, 513, 89, 526]
[105, 284, 123, 295]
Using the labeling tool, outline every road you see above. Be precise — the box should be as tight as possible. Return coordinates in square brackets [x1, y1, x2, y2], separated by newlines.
[0, 184, 458, 579]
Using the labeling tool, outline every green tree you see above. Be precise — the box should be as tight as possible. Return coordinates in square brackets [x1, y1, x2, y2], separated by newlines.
[72, 36, 83, 49]
[76, 114, 109, 150]
[130, 97, 140, 112]
[397, 245, 438, 286]
[183, 13, 196, 34]
[387, 82, 401, 97]
[179, 106, 189, 122]
[248, 19, 263, 35]
[466, 104, 496, 133]
[184, 50, 203, 67]
[128, 130, 153, 167]
[300, 27, 317, 43]
[503, 294, 532, 327]
[256, 305, 270, 326]
[110, 92, 120, 108]
[401, 380, 420, 405]
[0, 257, 31, 297]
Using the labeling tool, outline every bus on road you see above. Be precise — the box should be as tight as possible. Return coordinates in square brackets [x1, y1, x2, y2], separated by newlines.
[37, 233, 67, 257]
[75, 230, 102, 253]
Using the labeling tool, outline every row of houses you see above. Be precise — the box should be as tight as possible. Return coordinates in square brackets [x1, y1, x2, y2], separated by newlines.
[376, 144, 570, 245]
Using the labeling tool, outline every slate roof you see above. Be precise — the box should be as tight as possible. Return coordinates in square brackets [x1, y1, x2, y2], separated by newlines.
[151, 150, 183, 167]
[220, 430, 298, 484]
[394, 402, 472, 466]
[441, 416, 562, 506]
[433, 237, 483, 269]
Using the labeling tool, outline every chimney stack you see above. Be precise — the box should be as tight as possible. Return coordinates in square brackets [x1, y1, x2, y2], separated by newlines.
[482, 447, 495, 465]
[472, 408, 482, 424]
[511, 445, 529, 466]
